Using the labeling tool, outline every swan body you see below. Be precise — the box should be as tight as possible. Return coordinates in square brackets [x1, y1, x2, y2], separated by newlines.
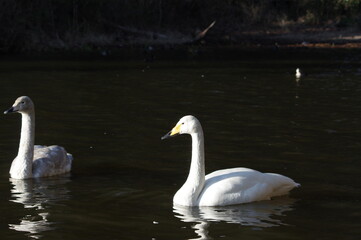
[295, 68, 302, 78]
[4, 96, 73, 179]
[162, 115, 299, 206]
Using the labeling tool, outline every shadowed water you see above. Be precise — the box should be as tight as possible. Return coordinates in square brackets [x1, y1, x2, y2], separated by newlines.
[0, 57, 360, 239]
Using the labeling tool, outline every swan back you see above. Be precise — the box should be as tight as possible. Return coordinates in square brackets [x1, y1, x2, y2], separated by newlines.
[32, 145, 73, 178]
[198, 168, 299, 206]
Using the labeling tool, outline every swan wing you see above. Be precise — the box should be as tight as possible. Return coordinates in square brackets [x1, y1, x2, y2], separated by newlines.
[198, 168, 298, 206]
[32, 145, 72, 177]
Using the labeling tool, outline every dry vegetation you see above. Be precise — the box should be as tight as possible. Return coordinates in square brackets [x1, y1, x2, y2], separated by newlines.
[0, 0, 360, 53]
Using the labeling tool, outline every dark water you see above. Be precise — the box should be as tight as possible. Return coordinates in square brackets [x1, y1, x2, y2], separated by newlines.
[0, 57, 360, 239]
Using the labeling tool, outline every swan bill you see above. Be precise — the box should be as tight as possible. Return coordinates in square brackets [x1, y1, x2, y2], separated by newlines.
[161, 124, 181, 140]
[161, 130, 180, 140]
[4, 107, 17, 114]
[161, 131, 172, 140]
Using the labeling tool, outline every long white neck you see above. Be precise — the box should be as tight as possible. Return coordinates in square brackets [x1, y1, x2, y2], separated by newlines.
[186, 131, 205, 187]
[175, 128, 205, 206]
[10, 112, 35, 179]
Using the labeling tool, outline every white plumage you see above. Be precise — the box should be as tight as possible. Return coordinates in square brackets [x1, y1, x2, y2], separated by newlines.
[162, 115, 299, 206]
[5, 96, 73, 179]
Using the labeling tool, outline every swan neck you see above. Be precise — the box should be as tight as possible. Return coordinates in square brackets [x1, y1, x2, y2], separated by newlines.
[187, 131, 205, 186]
[13, 112, 35, 178]
[174, 124, 206, 206]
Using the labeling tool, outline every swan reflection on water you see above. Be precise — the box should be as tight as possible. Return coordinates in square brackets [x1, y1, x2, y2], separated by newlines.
[174, 197, 297, 239]
[8, 176, 71, 239]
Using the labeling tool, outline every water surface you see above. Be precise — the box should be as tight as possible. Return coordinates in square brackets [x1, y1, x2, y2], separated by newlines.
[0, 57, 360, 239]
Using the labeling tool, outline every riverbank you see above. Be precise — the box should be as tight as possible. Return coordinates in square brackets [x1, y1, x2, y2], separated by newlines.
[1, 27, 361, 62]
[229, 27, 361, 48]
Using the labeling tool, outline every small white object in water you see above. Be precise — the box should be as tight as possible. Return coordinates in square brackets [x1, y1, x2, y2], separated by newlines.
[153, 221, 159, 224]
[295, 68, 302, 78]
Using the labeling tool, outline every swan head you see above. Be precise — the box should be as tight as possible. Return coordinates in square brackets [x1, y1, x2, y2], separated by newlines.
[4, 96, 34, 114]
[161, 115, 202, 140]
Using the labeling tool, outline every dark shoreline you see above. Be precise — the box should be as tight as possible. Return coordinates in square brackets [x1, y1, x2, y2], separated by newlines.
[1, 45, 360, 63]
[2, 27, 361, 61]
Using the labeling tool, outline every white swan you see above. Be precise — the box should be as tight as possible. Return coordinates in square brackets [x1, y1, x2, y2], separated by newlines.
[4, 96, 73, 179]
[295, 68, 302, 78]
[162, 115, 300, 206]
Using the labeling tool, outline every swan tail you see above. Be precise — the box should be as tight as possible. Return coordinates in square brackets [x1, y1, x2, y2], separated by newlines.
[265, 173, 300, 197]
[65, 153, 73, 172]
[67, 153, 73, 162]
